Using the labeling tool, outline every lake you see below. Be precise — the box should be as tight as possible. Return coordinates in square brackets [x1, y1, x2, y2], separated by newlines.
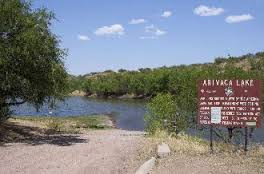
[11, 96, 147, 131]
[12, 96, 264, 143]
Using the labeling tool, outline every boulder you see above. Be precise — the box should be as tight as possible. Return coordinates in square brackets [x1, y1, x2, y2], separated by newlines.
[157, 143, 171, 158]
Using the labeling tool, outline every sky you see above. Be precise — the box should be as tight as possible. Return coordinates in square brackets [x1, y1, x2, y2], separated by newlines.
[33, 0, 264, 75]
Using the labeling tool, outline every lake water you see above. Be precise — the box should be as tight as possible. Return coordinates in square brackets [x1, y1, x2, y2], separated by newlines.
[12, 96, 264, 143]
[11, 96, 147, 131]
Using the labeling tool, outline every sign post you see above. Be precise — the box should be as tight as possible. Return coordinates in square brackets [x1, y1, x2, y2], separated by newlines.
[245, 127, 248, 153]
[210, 125, 213, 153]
[198, 80, 261, 153]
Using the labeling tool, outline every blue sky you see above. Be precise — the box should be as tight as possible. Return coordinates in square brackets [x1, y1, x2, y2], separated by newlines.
[34, 0, 264, 75]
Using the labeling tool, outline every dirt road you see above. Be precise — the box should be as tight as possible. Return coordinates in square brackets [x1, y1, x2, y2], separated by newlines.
[0, 130, 146, 174]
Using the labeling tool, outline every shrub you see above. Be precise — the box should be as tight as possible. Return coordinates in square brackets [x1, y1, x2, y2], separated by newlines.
[144, 93, 188, 135]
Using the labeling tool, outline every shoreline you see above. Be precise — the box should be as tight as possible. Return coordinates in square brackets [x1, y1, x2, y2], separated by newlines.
[5, 114, 116, 134]
[69, 90, 151, 100]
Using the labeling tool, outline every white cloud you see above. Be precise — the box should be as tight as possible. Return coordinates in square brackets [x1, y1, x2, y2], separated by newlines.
[145, 25, 167, 36]
[225, 14, 254, 23]
[140, 36, 157, 40]
[145, 25, 155, 32]
[194, 5, 224, 16]
[78, 35, 90, 41]
[161, 11, 172, 18]
[129, 19, 146, 24]
[94, 24, 125, 36]
[155, 29, 166, 36]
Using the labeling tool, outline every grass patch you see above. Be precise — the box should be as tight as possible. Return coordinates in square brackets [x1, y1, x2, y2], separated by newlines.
[9, 115, 114, 134]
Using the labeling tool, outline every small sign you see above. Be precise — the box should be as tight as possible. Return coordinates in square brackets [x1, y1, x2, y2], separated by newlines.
[211, 107, 221, 124]
[246, 122, 257, 127]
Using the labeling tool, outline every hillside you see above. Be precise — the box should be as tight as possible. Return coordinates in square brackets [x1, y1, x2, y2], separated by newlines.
[68, 51, 264, 98]
[71, 52, 263, 79]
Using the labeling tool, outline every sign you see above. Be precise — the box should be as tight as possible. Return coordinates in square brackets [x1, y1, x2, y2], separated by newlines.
[211, 107, 221, 124]
[198, 80, 262, 128]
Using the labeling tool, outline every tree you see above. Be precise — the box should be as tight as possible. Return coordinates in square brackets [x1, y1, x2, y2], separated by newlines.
[118, 69, 127, 73]
[0, 0, 68, 122]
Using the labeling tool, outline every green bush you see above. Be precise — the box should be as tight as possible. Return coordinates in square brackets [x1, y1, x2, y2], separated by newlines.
[144, 93, 188, 135]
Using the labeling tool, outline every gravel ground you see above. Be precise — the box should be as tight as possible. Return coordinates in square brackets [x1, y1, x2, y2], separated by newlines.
[0, 130, 146, 174]
[2, 121, 263, 174]
[152, 152, 264, 174]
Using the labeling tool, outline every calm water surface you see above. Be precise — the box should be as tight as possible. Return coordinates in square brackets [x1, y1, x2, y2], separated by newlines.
[12, 96, 146, 131]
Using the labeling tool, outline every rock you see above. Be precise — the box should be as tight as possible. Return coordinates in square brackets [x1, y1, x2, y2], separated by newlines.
[70, 90, 86, 96]
[157, 143, 171, 158]
[96, 124, 107, 129]
[135, 157, 156, 174]
[118, 94, 135, 99]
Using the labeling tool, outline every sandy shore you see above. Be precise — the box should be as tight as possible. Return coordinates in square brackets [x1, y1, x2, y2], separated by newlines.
[0, 130, 147, 174]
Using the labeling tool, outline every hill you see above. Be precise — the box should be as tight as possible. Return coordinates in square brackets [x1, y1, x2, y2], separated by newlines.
[68, 51, 264, 99]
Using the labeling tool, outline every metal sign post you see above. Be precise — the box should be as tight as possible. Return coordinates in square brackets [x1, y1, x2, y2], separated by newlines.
[210, 125, 213, 153]
[244, 127, 248, 153]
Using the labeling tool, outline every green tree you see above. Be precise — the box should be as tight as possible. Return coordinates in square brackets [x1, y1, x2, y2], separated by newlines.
[0, 0, 68, 122]
[118, 69, 127, 73]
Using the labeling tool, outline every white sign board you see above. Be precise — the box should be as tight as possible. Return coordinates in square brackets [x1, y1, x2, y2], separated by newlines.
[246, 122, 257, 127]
[211, 107, 221, 124]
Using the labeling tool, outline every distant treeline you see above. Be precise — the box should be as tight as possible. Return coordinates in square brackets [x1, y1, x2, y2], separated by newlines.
[68, 52, 264, 104]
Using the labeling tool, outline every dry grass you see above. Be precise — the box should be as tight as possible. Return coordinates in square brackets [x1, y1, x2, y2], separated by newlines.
[145, 130, 264, 155]
[143, 131, 208, 155]
[142, 131, 264, 173]
[10, 115, 114, 133]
